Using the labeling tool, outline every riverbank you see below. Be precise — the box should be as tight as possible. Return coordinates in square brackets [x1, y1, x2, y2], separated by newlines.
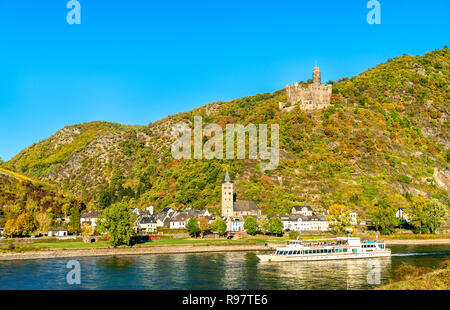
[383, 239, 450, 245]
[0, 242, 274, 261]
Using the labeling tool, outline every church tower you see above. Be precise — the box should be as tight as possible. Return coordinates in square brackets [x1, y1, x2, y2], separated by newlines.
[313, 67, 321, 85]
[221, 169, 234, 216]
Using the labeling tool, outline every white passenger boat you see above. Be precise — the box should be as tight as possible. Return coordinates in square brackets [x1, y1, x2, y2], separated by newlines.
[257, 237, 391, 262]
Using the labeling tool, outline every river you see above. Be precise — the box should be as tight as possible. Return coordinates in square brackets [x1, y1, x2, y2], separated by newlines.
[0, 244, 449, 290]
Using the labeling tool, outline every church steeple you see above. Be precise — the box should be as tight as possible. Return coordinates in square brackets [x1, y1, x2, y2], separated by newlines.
[224, 169, 230, 182]
[221, 169, 234, 216]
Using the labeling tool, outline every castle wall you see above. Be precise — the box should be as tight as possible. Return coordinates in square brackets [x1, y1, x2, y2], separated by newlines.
[285, 67, 332, 110]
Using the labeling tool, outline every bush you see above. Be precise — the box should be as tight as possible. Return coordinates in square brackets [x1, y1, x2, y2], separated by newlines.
[288, 231, 300, 240]
[395, 264, 432, 281]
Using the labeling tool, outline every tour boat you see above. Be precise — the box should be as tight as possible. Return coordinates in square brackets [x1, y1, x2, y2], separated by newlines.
[257, 237, 391, 262]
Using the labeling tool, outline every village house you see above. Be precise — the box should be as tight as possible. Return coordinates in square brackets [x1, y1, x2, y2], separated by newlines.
[47, 227, 68, 237]
[291, 205, 313, 216]
[280, 214, 330, 232]
[154, 209, 174, 228]
[349, 211, 358, 226]
[225, 216, 245, 232]
[221, 170, 261, 217]
[169, 212, 192, 229]
[136, 216, 157, 233]
[132, 206, 154, 217]
[396, 207, 410, 223]
[80, 210, 103, 228]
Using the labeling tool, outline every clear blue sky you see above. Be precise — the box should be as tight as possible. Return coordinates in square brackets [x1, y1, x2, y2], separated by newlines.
[0, 0, 448, 161]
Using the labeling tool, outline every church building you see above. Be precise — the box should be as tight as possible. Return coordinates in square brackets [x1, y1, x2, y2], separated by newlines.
[221, 170, 261, 217]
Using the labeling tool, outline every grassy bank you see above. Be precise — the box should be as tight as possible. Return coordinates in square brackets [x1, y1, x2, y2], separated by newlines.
[0, 235, 287, 253]
[377, 265, 450, 290]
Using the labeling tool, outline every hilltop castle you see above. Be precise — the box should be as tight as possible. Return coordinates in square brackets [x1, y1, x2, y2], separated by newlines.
[280, 67, 332, 111]
[221, 170, 261, 217]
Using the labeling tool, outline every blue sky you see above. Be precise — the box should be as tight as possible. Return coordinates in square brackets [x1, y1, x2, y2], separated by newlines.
[0, 0, 448, 161]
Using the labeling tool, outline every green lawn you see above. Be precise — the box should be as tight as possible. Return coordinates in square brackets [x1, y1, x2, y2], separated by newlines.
[0, 235, 289, 252]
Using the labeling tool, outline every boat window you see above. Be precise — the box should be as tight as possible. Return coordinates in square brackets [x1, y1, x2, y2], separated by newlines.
[288, 251, 293, 255]
[352, 248, 357, 253]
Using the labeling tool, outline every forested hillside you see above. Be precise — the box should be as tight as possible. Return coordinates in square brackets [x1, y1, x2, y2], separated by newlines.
[2, 47, 449, 217]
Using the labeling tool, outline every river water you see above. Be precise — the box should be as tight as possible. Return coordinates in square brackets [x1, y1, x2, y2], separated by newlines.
[0, 244, 449, 290]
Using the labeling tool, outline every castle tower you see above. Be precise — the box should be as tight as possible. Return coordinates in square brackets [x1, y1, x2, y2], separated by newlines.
[221, 169, 234, 217]
[313, 67, 321, 85]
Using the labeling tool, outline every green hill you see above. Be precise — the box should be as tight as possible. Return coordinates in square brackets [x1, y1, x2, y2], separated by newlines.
[2, 47, 449, 216]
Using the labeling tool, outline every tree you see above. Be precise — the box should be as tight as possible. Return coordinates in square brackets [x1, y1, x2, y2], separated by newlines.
[244, 216, 259, 235]
[15, 212, 37, 237]
[409, 197, 448, 234]
[3, 219, 18, 237]
[35, 212, 52, 234]
[258, 218, 269, 235]
[68, 206, 81, 234]
[198, 216, 210, 238]
[268, 217, 283, 236]
[81, 223, 94, 236]
[186, 217, 200, 237]
[211, 218, 227, 236]
[369, 198, 399, 234]
[96, 202, 136, 247]
[326, 204, 353, 234]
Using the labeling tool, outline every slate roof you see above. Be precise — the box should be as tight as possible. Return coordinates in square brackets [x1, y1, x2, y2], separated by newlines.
[233, 200, 260, 212]
[138, 216, 157, 224]
[292, 205, 313, 212]
[80, 211, 103, 219]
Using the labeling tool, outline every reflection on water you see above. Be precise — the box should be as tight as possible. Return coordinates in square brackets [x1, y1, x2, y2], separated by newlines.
[0, 244, 449, 290]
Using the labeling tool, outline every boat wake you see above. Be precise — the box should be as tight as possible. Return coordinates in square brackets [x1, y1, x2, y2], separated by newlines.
[391, 251, 450, 257]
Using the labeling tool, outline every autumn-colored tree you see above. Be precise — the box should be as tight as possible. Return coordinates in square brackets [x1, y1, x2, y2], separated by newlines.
[81, 223, 94, 237]
[258, 218, 269, 235]
[14, 212, 37, 237]
[198, 216, 210, 238]
[35, 212, 52, 234]
[3, 219, 18, 237]
[326, 204, 352, 234]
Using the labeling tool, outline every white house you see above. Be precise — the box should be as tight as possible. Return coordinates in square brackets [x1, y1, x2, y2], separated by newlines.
[225, 216, 245, 232]
[291, 205, 313, 216]
[80, 211, 103, 228]
[136, 216, 157, 233]
[280, 215, 330, 232]
[169, 213, 192, 229]
[47, 227, 68, 237]
[396, 208, 410, 223]
[350, 212, 358, 226]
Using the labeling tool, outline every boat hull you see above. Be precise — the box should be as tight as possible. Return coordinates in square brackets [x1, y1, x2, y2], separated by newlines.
[257, 251, 391, 262]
